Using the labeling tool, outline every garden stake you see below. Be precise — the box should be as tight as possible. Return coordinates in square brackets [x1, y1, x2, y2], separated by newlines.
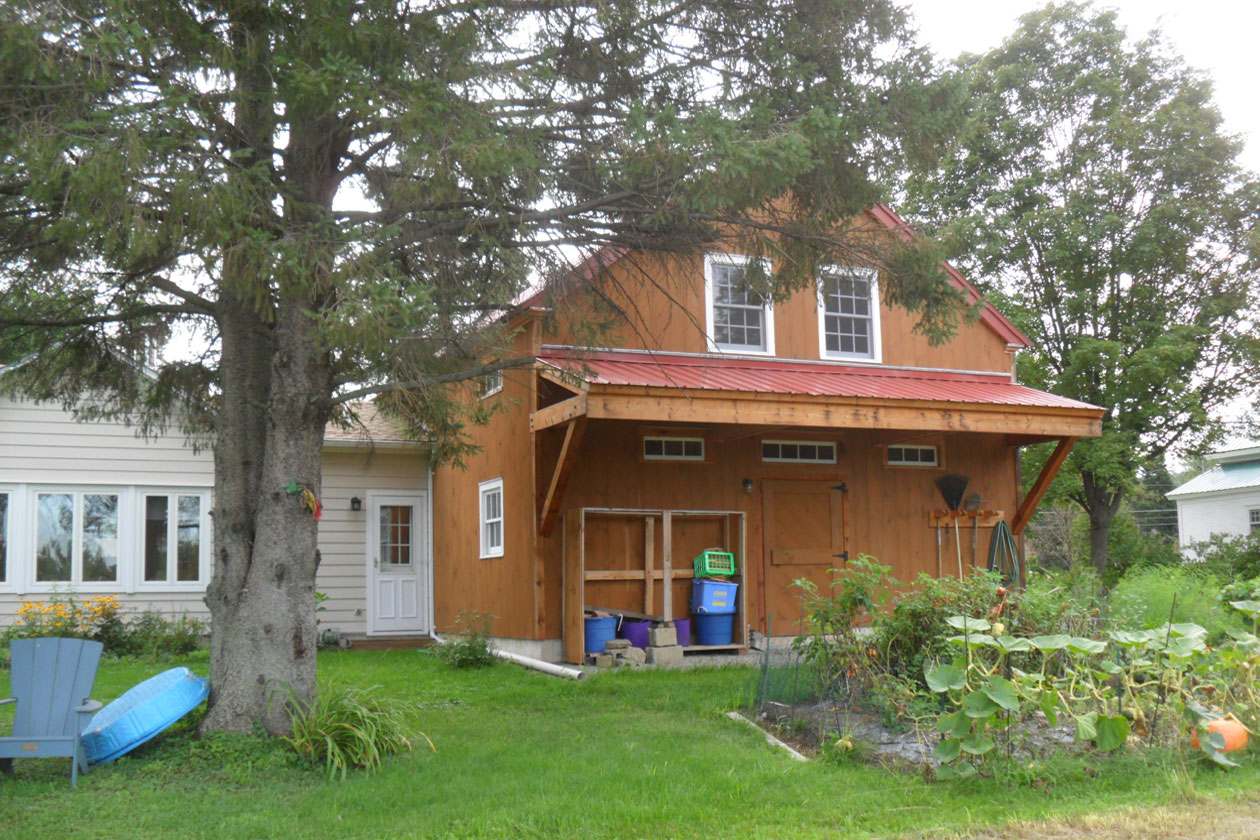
[935, 521, 943, 578]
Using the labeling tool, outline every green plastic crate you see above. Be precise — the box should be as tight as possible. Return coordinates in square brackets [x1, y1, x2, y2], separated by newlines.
[693, 549, 736, 578]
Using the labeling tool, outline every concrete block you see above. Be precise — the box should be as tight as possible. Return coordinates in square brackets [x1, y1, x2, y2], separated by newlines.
[619, 647, 648, 666]
[594, 653, 615, 668]
[649, 626, 677, 647]
[645, 645, 684, 667]
[604, 638, 632, 650]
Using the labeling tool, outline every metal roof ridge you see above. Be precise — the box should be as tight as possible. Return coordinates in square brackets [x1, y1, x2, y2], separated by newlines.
[536, 344, 1016, 382]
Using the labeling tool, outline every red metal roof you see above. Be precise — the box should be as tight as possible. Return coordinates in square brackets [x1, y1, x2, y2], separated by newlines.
[538, 348, 1099, 412]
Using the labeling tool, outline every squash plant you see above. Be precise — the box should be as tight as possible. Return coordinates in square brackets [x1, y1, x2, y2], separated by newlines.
[926, 616, 1253, 778]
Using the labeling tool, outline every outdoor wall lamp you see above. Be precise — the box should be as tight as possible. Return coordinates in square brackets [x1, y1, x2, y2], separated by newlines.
[350, 496, 362, 512]
[742, 478, 754, 494]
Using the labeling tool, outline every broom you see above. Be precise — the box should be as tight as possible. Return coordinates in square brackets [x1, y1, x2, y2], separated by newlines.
[935, 474, 969, 579]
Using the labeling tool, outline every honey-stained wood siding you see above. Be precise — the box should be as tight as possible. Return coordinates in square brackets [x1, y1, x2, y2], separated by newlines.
[430, 328, 543, 639]
[538, 421, 1019, 641]
[542, 248, 1015, 373]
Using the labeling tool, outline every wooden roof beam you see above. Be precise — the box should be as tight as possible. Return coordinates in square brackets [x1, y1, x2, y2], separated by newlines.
[539, 417, 587, 537]
[1011, 436, 1077, 535]
[531, 392, 588, 431]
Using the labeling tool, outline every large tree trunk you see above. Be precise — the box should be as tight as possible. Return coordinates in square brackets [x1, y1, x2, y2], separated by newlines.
[1081, 470, 1124, 579]
[202, 295, 332, 734]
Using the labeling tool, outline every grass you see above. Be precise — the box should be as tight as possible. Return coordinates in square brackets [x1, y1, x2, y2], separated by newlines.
[4, 650, 1260, 839]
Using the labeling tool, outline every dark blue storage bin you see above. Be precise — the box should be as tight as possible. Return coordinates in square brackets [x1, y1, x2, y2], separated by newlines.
[692, 613, 735, 645]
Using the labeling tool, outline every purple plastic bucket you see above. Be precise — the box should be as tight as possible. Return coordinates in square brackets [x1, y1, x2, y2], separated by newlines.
[619, 619, 651, 649]
[674, 618, 692, 647]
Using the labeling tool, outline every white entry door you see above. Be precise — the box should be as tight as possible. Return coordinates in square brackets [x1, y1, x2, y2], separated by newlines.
[367, 492, 430, 635]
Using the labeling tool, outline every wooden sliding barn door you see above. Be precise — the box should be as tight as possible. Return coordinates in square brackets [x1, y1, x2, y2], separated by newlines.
[761, 479, 849, 636]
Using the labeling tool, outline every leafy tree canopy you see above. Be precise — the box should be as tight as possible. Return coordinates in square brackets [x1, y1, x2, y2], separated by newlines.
[905, 1, 1260, 574]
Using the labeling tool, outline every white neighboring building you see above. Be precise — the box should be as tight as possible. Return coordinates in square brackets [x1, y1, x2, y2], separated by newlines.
[1167, 444, 1260, 552]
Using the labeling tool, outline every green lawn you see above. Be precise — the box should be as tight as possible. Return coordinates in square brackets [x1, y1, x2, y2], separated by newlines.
[3, 650, 1259, 839]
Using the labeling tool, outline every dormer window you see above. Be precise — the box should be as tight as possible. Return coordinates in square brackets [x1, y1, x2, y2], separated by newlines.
[705, 253, 774, 355]
[818, 266, 880, 363]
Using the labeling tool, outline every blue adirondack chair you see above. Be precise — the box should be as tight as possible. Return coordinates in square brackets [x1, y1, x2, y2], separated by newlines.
[0, 637, 104, 787]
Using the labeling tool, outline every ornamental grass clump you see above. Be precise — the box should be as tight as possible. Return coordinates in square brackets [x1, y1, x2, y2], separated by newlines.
[279, 683, 427, 780]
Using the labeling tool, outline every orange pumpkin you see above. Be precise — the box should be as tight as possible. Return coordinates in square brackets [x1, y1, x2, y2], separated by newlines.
[1191, 719, 1249, 752]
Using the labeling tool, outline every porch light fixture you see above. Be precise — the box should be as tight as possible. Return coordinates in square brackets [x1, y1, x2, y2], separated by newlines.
[350, 496, 362, 512]
[742, 478, 754, 494]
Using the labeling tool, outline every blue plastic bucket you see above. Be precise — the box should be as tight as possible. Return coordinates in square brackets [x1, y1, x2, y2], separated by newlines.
[692, 613, 735, 646]
[691, 579, 738, 614]
[584, 616, 617, 654]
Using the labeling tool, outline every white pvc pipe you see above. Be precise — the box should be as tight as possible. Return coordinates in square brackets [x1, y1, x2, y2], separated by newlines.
[493, 649, 587, 680]
[429, 633, 586, 681]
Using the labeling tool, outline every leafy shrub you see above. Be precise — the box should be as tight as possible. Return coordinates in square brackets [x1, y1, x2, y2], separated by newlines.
[280, 683, 422, 780]
[1013, 567, 1103, 638]
[433, 610, 497, 669]
[3, 596, 206, 658]
[1108, 566, 1240, 642]
[1191, 533, 1260, 581]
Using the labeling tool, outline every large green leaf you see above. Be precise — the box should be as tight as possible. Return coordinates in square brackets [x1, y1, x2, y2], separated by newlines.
[963, 690, 1001, 719]
[1028, 634, 1071, 652]
[1229, 600, 1260, 617]
[933, 737, 962, 763]
[926, 664, 967, 693]
[946, 616, 991, 632]
[1067, 637, 1107, 655]
[1168, 623, 1208, 639]
[982, 675, 1020, 712]
[1108, 629, 1156, 647]
[994, 636, 1032, 653]
[1094, 714, 1130, 751]
[961, 731, 995, 756]
[1074, 712, 1098, 742]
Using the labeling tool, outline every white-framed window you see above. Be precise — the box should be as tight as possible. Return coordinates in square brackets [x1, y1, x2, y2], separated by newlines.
[1251, 508, 1260, 535]
[761, 440, 838, 464]
[480, 369, 503, 398]
[818, 266, 881, 363]
[887, 445, 939, 467]
[479, 478, 504, 558]
[34, 490, 122, 585]
[141, 492, 209, 585]
[643, 435, 705, 461]
[0, 490, 8, 584]
[704, 253, 775, 355]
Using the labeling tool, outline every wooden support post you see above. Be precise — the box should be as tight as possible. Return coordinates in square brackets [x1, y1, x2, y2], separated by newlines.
[644, 517, 655, 615]
[1012, 437, 1077, 535]
[530, 392, 588, 431]
[562, 511, 585, 664]
[662, 510, 673, 620]
[539, 417, 587, 537]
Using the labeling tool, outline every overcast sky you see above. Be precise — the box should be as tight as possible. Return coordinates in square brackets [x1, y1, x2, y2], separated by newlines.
[904, 0, 1260, 173]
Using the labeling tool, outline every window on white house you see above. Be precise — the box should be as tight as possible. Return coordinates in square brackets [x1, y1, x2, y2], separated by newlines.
[887, 445, 939, 467]
[643, 436, 705, 461]
[705, 253, 774, 354]
[0, 492, 7, 583]
[1251, 509, 1260, 535]
[143, 494, 203, 583]
[379, 504, 414, 567]
[480, 478, 504, 558]
[819, 267, 879, 361]
[36, 491, 120, 583]
[761, 440, 838, 464]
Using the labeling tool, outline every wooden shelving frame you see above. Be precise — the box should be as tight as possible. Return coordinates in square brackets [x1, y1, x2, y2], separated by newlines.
[562, 506, 747, 663]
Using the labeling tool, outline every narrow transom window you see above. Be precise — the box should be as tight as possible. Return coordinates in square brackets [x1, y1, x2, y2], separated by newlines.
[643, 436, 705, 461]
[1251, 509, 1260, 535]
[479, 478, 504, 558]
[761, 440, 837, 464]
[887, 445, 939, 467]
[705, 253, 774, 354]
[819, 266, 879, 361]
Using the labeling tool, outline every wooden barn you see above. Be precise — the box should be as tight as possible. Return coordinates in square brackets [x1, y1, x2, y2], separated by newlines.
[432, 206, 1104, 663]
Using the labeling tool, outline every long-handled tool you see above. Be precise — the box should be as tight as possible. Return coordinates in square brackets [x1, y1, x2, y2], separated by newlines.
[935, 474, 970, 579]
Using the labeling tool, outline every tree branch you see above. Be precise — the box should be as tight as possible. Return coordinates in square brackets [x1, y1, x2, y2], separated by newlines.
[332, 356, 535, 405]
